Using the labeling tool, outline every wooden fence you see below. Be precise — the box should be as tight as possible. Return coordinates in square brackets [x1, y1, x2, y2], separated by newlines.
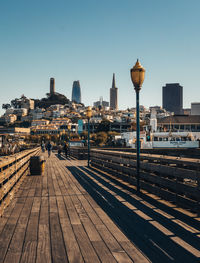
[91, 149, 200, 213]
[0, 147, 40, 216]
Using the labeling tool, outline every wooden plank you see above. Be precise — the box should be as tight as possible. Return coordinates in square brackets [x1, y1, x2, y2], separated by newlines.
[0, 200, 25, 261]
[120, 241, 151, 263]
[3, 196, 34, 263]
[49, 196, 68, 263]
[92, 241, 117, 263]
[47, 161, 55, 197]
[57, 196, 84, 263]
[73, 224, 100, 263]
[63, 195, 81, 225]
[36, 197, 51, 263]
[20, 196, 41, 263]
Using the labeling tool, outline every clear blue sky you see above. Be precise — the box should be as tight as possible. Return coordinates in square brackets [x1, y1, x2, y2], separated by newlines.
[1, 0, 200, 114]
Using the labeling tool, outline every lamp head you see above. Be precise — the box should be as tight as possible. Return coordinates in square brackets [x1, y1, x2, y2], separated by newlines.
[130, 59, 145, 91]
[86, 106, 92, 119]
[67, 123, 71, 130]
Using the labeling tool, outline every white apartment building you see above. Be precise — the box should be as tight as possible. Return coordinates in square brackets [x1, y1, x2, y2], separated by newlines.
[4, 114, 17, 124]
[31, 119, 50, 126]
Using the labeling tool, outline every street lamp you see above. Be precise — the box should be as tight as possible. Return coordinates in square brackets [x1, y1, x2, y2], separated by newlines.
[130, 59, 145, 193]
[67, 123, 71, 157]
[86, 106, 92, 167]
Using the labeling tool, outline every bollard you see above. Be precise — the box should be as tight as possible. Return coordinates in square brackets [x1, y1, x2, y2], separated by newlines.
[30, 156, 45, 175]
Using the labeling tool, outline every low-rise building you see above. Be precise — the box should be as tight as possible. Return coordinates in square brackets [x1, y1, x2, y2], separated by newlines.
[31, 119, 50, 126]
[31, 124, 59, 135]
[0, 127, 30, 135]
[157, 115, 200, 132]
[191, 103, 200, 115]
[51, 118, 69, 126]
[5, 114, 17, 124]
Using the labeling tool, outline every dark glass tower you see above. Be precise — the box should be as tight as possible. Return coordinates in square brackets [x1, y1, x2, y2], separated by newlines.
[72, 81, 81, 103]
[110, 73, 118, 110]
[162, 83, 183, 115]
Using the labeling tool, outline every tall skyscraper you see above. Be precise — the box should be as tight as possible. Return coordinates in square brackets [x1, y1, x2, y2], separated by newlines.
[162, 83, 183, 115]
[72, 81, 81, 103]
[110, 73, 118, 110]
[50, 78, 55, 95]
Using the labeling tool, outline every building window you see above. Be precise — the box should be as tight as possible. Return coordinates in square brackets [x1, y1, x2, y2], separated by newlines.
[185, 125, 190, 131]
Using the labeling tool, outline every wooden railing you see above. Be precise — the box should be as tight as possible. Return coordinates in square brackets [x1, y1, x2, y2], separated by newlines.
[0, 147, 40, 216]
[69, 147, 88, 160]
[91, 149, 200, 213]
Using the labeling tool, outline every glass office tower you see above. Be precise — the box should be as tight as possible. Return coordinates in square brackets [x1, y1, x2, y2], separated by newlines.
[72, 81, 81, 103]
[162, 83, 183, 115]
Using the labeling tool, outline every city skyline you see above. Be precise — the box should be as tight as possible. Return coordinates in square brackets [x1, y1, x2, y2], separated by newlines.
[1, 0, 200, 114]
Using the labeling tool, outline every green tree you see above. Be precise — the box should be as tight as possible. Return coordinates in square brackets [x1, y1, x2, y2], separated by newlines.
[95, 132, 108, 146]
[80, 131, 88, 140]
[96, 119, 110, 132]
[107, 131, 120, 146]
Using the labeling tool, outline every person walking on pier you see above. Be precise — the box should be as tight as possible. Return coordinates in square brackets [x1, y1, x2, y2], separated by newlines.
[47, 141, 52, 157]
[41, 141, 45, 152]
[57, 144, 62, 157]
[63, 142, 68, 158]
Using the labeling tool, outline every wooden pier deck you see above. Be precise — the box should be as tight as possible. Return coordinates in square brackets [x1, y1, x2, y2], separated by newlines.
[0, 152, 200, 263]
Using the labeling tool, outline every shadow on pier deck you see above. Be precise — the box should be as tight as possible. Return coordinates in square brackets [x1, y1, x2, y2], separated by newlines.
[0, 152, 200, 263]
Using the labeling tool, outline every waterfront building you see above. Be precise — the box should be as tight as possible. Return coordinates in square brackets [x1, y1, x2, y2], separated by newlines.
[0, 127, 30, 135]
[110, 74, 118, 110]
[162, 83, 183, 115]
[191, 102, 200, 115]
[157, 115, 200, 132]
[50, 78, 55, 95]
[72, 81, 81, 103]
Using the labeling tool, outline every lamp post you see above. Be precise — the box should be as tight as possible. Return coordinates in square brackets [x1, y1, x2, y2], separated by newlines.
[67, 123, 71, 157]
[62, 129, 65, 142]
[130, 59, 145, 193]
[86, 106, 92, 167]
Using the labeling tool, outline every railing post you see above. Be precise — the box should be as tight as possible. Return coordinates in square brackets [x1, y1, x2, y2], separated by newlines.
[197, 170, 200, 216]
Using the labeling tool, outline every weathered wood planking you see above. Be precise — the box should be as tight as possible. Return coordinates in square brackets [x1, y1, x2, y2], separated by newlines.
[1, 152, 199, 262]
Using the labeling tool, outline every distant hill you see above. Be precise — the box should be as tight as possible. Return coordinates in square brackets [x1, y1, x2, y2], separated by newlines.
[34, 93, 70, 108]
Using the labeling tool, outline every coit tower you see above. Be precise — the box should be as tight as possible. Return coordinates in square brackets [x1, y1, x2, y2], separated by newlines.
[50, 78, 55, 95]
